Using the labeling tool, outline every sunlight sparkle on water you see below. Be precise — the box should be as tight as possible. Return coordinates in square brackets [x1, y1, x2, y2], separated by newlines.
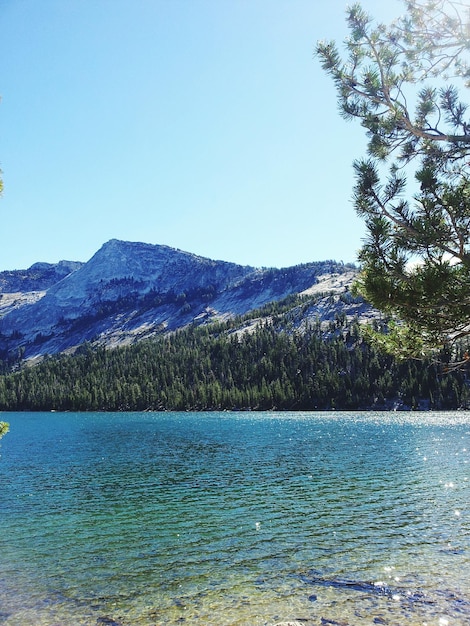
[1, 410, 469, 626]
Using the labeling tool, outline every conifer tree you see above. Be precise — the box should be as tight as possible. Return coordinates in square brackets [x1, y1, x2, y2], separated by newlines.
[316, 1, 470, 363]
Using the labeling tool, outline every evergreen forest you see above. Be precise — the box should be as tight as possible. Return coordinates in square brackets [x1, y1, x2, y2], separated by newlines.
[0, 296, 468, 412]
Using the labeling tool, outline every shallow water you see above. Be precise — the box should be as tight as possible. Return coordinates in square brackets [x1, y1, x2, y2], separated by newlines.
[0, 411, 468, 625]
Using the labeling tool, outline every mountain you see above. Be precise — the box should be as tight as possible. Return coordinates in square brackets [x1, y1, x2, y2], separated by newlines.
[0, 239, 369, 362]
[0, 259, 84, 293]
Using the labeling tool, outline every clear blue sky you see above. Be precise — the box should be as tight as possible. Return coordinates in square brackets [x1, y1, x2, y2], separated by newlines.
[0, 0, 402, 271]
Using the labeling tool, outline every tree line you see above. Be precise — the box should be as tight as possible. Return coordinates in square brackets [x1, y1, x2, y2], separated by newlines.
[0, 312, 468, 412]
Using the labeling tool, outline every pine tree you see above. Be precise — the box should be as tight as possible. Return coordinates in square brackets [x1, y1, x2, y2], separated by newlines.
[317, 1, 470, 363]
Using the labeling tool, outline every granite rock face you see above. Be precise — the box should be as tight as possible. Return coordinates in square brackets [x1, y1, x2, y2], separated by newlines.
[0, 239, 363, 360]
[0, 260, 83, 293]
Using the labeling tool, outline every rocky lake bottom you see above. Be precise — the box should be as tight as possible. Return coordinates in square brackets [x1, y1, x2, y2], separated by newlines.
[0, 411, 469, 625]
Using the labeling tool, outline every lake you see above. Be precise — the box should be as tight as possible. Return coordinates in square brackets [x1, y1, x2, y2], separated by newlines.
[0, 411, 468, 625]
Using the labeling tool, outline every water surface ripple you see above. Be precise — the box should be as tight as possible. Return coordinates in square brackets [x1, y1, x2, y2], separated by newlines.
[0, 411, 468, 625]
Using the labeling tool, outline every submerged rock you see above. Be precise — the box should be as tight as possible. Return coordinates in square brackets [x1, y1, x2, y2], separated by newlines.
[274, 622, 316, 626]
[96, 617, 123, 626]
[299, 573, 393, 596]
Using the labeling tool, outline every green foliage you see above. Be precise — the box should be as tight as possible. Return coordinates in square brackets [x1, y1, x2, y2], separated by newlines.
[0, 305, 467, 411]
[317, 1, 470, 360]
[0, 421, 9, 438]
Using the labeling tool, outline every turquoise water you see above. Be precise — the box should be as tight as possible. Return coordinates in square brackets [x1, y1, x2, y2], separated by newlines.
[0, 411, 469, 626]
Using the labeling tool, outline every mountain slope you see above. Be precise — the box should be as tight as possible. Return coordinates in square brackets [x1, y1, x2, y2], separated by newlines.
[1, 297, 464, 412]
[0, 239, 362, 360]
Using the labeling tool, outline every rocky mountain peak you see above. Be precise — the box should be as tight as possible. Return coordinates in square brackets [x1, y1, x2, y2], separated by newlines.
[0, 259, 83, 293]
[0, 240, 362, 361]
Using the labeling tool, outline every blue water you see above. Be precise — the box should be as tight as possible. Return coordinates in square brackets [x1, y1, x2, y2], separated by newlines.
[0, 411, 469, 625]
